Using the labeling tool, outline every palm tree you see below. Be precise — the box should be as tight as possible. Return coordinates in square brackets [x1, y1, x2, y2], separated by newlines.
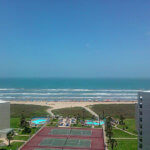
[105, 116, 113, 142]
[107, 129, 113, 141]
[110, 139, 117, 150]
[20, 112, 26, 128]
[119, 115, 125, 125]
[76, 113, 80, 124]
[82, 108, 85, 121]
[98, 114, 101, 126]
[7, 131, 14, 146]
[102, 110, 105, 119]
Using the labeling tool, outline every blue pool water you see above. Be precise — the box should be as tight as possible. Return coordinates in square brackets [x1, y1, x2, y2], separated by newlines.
[86, 120, 104, 126]
[31, 118, 47, 125]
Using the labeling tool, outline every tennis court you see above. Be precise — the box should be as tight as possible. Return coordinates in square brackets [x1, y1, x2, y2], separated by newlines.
[50, 128, 91, 136]
[39, 138, 91, 148]
[21, 127, 105, 150]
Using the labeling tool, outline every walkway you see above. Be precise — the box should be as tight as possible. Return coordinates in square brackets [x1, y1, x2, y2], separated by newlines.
[47, 108, 55, 117]
[114, 126, 138, 136]
[82, 106, 99, 119]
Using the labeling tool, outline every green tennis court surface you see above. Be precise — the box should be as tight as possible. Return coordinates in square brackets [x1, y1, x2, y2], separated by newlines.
[50, 129, 91, 136]
[39, 138, 91, 148]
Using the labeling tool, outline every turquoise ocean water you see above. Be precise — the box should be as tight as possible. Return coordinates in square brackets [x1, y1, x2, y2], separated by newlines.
[0, 78, 150, 101]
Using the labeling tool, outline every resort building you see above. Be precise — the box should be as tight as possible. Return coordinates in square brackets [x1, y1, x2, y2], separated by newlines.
[0, 100, 10, 130]
[137, 91, 150, 150]
[0, 100, 12, 138]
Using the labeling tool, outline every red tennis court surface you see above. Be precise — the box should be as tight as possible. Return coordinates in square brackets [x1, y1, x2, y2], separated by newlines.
[21, 127, 105, 150]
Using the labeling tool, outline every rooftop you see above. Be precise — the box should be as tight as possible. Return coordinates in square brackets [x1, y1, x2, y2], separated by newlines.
[0, 100, 9, 104]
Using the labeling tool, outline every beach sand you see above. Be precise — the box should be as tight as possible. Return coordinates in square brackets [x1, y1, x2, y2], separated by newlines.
[10, 101, 137, 110]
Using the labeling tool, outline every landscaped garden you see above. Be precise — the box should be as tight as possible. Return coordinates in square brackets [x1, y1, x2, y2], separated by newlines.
[52, 107, 94, 119]
[89, 104, 137, 150]
[0, 104, 50, 150]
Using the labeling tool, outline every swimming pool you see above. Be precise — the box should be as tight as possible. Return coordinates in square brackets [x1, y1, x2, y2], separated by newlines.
[31, 118, 48, 125]
[85, 120, 104, 126]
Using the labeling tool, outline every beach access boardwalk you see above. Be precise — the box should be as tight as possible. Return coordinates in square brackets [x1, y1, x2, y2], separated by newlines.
[82, 106, 99, 119]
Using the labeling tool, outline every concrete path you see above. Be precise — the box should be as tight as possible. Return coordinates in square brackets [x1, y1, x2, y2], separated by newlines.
[47, 108, 55, 117]
[17, 135, 30, 137]
[11, 140, 26, 143]
[82, 106, 99, 119]
[102, 124, 108, 150]
[114, 126, 138, 136]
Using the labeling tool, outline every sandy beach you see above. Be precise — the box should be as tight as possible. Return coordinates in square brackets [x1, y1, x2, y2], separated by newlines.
[10, 101, 137, 110]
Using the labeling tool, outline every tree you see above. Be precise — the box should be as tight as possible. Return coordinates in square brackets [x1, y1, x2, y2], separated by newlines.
[76, 113, 80, 124]
[110, 139, 117, 150]
[22, 121, 31, 134]
[82, 109, 85, 121]
[20, 112, 26, 128]
[119, 115, 125, 125]
[7, 131, 14, 146]
[91, 115, 95, 121]
[99, 114, 101, 126]
[105, 116, 113, 142]
[102, 110, 105, 119]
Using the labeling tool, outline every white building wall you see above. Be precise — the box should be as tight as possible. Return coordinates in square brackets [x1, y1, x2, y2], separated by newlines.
[0, 101, 10, 129]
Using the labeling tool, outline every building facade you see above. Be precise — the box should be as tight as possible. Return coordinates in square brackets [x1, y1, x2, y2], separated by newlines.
[137, 91, 150, 150]
[0, 100, 10, 130]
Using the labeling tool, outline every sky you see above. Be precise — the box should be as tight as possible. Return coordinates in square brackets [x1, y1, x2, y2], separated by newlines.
[0, 0, 150, 78]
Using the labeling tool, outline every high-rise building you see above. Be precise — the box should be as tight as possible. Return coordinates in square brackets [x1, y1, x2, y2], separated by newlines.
[137, 91, 150, 150]
[0, 100, 10, 130]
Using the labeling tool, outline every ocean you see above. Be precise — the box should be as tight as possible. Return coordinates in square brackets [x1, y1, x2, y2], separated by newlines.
[0, 78, 150, 102]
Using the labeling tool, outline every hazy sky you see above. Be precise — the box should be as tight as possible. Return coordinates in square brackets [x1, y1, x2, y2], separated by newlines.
[0, 0, 150, 78]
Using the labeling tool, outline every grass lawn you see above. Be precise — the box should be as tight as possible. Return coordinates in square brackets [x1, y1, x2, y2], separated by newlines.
[109, 139, 137, 150]
[13, 135, 29, 141]
[89, 104, 135, 118]
[10, 118, 20, 128]
[118, 119, 137, 134]
[112, 129, 137, 138]
[11, 104, 49, 118]
[52, 107, 94, 119]
[17, 127, 40, 135]
[0, 142, 24, 150]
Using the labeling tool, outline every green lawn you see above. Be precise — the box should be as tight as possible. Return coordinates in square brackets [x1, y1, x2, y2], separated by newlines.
[109, 139, 137, 150]
[17, 127, 40, 135]
[112, 129, 137, 138]
[13, 135, 29, 141]
[11, 104, 49, 118]
[118, 119, 137, 134]
[10, 118, 20, 128]
[0, 142, 24, 150]
[89, 104, 135, 118]
[52, 107, 94, 119]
